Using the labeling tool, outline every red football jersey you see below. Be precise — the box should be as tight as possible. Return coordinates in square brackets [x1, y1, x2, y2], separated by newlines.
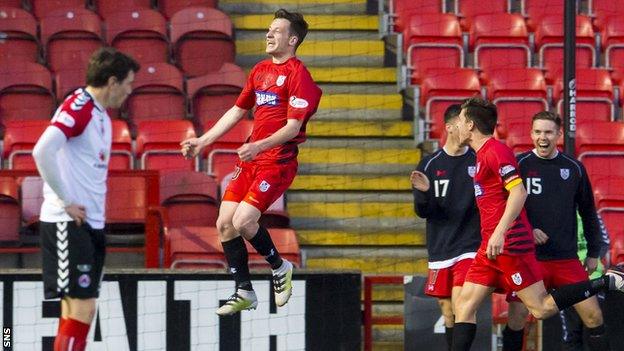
[474, 138, 535, 255]
[235, 57, 322, 164]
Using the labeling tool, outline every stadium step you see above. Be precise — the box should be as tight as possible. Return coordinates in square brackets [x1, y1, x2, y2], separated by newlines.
[306, 121, 412, 138]
[308, 67, 396, 83]
[298, 147, 419, 165]
[231, 14, 378, 30]
[220, 0, 368, 15]
[305, 257, 427, 275]
[236, 38, 384, 67]
[291, 174, 411, 191]
[296, 230, 424, 246]
[303, 137, 414, 149]
[289, 201, 415, 218]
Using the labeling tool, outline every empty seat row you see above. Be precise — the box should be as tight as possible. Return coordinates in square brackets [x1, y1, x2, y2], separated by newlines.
[0, 62, 246, 128]
[402, 13, 624, 84]
[1, 0, 216, 20]
[0, 6, 233, 76]
[416, 67, 621, 140]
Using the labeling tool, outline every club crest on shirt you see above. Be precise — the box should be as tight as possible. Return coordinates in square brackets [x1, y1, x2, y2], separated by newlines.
[78, 273, 91, 288]
[289, 96, 309, 109]
[511, 272, 523, 286]
[276, 75, 286, 86]
[259, 180, 271, 192]
[560, 168, 570, 180]
[468, 166, 476, 178]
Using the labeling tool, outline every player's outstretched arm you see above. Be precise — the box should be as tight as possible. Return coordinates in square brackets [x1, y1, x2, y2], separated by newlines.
[33, 126, 86, 225]
[181, 105, 247, 159]
[238, 118, 303, 161]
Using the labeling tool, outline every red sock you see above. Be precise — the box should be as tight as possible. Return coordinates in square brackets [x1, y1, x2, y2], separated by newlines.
[57, 317, 67, 334]
[54, 318, 90, 351]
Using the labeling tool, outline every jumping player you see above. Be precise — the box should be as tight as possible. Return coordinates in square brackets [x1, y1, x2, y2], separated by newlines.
[34, 47, 139, 351]
[180, 9, 322, 315]
[450, 98, 624, 351]
[411, 104, 481, 350]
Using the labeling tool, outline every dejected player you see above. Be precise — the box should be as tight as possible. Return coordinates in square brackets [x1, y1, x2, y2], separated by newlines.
[33, 47, 139, 351]
[180, 9, 322, 315]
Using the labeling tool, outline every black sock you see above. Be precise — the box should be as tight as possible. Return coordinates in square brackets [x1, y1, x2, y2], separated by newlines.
[452, 322, 476, 351]
[445, 327, 453, 351]
[586, 325, 610, 351]
[550, 277, 609, 310]
[502, 326, 524, 351]
[222, 236, 252, 290]
[248, 226, 283, 269]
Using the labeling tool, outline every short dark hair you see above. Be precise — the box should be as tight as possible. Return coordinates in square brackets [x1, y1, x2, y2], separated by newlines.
[86, 47, 140, 88]
[532, 111, 562, 129]
[443, 104, 462, 123]
[461, 97, 497, 135]
[274, 9, 308, 48]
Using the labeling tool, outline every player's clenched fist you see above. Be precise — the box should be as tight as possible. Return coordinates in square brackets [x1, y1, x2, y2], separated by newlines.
[410, 170, 430, 192]
[180, 137, 202, 159]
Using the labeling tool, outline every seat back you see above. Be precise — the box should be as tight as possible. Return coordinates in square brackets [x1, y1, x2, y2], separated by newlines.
[0, 7, 39, 64]
[31, 0, 86, 19]
[0, 175, 20, 242]
[20, 176, 43, 226]
[171, 7, 234, 76]
[158, 0, 217, 19]
[160, 170, 219, 227]
[107, 9, 169, 65]
[0, 62, 54, 123]
[3, 120, 50, 170]
[96, 0, 152, 20]
[471, 14, 530, 71]
[135, 120, 197, 171]
[126, 63, 186, 121]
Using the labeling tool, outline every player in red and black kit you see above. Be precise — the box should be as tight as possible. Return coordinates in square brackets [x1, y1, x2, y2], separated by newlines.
[451, 98, 624, 351]
[411, 104, 481, 350]
[181, 9, 321, 315]
[502, 111, 611, 351]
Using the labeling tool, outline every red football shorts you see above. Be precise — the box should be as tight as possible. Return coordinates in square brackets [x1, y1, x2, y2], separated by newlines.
[506, 258, 589, 301]
[222, 160, 297, 212]
[464, 250, 543, 293]
[425, 258, 474, 298]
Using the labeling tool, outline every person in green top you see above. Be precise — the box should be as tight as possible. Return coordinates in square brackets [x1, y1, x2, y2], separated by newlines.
[559, 212, 611, 351]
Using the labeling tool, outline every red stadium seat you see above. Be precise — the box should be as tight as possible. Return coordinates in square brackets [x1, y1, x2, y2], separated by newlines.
[554, 69, 614, 123]
[2, 120, 49, 170]
[0, 0, 23, 8]
[576, 121, 624, 156]
[602, 17, 624, 83]
[590, 0, 624, 31]
[30, 0, 87, 19]
[456, 0, 508, 30]
[170, 7, 234, 77]
[106, 9, 169, 65]
[599, 209, 624, 265]
[579, 153, 624, 186]
[54, 66, 87, 99]
[159, 170, 219, 228]
[126, 63, 186, 121]
[522, 0, 569, 30]
[535, 15, 595, 83]
[165, 226, 300, 269]
[40, 9, 103, 73]
[158, 0, 216, 19]
[390, 0, 444, 33]
[106, 175, 147, 225]
[110, 119, 134, 170]
[0, 7, 39, 64]
[593, 178, 624, 209]
[187, 63, 246, 128]
[0, 62, 54, 124]
[20, 176, 43, 227]
[484, 68, 548, 139]
[471, 14, 530, 72]
[0, 175, 20, 242]
[95, 0, 152, 20]
[135, 120, 198, 171]
[404, 14, 464, 84]
[419, 68, 481, 140]
[207, 150, 239, 184]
